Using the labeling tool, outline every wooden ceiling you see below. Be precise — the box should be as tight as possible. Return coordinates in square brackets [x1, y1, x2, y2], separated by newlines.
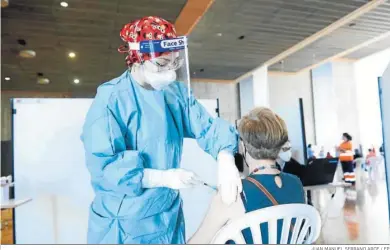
[1, 0, 389, 93]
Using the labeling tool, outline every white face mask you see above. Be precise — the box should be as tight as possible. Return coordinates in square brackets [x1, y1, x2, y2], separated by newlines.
[279, 150, 292, 162]
[143, 69, 176, 90]
[139, 60, 177, 90]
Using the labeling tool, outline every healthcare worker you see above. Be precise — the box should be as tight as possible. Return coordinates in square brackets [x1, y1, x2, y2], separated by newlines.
[81, 16, 241, 244]
[338, 133, 355, 184]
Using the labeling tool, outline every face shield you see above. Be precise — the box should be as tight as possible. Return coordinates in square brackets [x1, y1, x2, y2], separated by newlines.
[125, 36, 191, 95]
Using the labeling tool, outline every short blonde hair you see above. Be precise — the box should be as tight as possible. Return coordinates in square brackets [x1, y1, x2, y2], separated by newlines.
[238, 107, 288, 160]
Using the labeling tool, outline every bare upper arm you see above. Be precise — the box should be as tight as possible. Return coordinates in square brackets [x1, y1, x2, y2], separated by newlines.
[188, 192, 246, 244]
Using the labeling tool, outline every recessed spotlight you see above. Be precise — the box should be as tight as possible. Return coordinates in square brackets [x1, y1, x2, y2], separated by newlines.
[2, 0, 9, 8]
[73, 78, 80, 84]
[216, 33, 223, 37]
[4, 77, 11, 81]
[37, 78, 50, 85]
[19, 49, 36, 58]
[68, 52, 76, 58]
[238, 35, 245, 40]
[60, 2, 68, 7]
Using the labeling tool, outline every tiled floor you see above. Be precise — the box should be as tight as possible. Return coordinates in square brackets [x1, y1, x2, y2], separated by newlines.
[313, 164, 390, 244]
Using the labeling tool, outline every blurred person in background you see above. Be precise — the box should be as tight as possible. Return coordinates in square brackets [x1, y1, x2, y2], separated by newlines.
[307, 144, 314, 159]
[372, 146, 377, 156]
[353, 149, 363, 169]
[365, 148, 376, 165]
[338, 133, 355, 184]
[276, 141, 304, 176]
[318, 146, 325, 158]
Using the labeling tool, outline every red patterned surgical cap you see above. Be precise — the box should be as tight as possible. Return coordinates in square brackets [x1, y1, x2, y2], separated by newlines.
[118, 16, 177, 67]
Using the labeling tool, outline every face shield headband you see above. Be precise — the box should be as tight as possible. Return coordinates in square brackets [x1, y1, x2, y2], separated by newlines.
[240, 137, 250, 170]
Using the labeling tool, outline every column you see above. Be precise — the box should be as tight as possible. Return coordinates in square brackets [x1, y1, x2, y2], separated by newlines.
[252, 65, 269, 107]
[239, 65, 269, 118]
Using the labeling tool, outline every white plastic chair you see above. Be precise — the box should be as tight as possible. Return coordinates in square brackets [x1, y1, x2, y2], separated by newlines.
[366, 156, 384, 181]
[211, 204, 321, 244]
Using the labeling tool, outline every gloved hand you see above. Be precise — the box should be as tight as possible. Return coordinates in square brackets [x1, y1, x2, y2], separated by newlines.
[142, 168, 202, 189]
[217, 151, 243, 205]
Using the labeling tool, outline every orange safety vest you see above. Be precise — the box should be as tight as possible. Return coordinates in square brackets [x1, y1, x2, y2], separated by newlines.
[339, 141, 353, 162]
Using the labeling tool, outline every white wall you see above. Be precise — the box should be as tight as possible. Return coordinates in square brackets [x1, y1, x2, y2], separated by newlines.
[311, 63, 338, 152]
[332, 61, 361, 146]
[268, 71, 315, 163]
[239, 76, 254, 118]
[311, 61, 362, 154]
[191, 81, 240, 124]
[355, 48, 390, 152]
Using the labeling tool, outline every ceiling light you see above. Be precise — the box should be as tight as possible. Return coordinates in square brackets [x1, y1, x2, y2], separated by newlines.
[37, 78, 50, 85]
[4, 77, 11, 81]
[19, 50, 36, 58]
[60, 2, 68, 7]
[2, 0, 9, 8]
[73, 78, 80, 84]
[216, 33, 222, 37]
[68, 52, 76, 58]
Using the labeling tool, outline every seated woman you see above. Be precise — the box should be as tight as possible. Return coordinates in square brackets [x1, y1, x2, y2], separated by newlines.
[188, 107, 305, 244]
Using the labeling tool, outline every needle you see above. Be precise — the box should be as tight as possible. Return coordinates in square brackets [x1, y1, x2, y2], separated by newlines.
[203, 182, 217, 190]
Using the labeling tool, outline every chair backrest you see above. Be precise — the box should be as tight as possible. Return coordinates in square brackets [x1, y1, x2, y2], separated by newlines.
[211, 204, 321, 244]
[367, 156, 383, 168]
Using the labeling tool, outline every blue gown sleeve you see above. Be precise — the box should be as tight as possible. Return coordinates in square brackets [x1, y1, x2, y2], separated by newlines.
[179, 84, 238, 159]
[81, 93, 144, 197]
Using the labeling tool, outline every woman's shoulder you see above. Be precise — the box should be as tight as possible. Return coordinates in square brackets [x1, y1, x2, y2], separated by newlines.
[242, 173, 305, 205]
[242, 174, 276, 189]
[280, 172, 304, 187]
[243, 173, 299, 185]
[280, 172, 305, 201]
[281, 173, 304, 193]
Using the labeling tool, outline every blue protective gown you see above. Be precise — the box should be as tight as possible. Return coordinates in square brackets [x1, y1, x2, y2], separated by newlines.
[81, 71, 238, 244]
